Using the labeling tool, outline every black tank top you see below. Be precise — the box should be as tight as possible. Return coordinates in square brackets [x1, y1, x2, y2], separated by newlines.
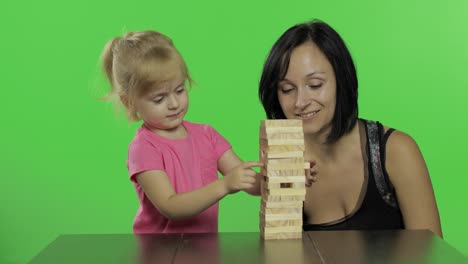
[303, 120, 404, 231]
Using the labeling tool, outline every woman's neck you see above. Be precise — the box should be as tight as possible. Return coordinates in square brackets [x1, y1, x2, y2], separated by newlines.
[303, 121, 360, 162]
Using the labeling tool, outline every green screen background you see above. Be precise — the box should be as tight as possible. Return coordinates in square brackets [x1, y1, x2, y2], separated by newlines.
[1, 0, 467, 262]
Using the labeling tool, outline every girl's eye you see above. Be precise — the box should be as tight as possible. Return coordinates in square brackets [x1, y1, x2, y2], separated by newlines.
[153, 97, 164, 103]
[176, 88, 185, 94]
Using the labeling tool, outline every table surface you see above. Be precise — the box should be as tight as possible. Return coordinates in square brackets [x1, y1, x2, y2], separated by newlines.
[29, 230, 467, 264]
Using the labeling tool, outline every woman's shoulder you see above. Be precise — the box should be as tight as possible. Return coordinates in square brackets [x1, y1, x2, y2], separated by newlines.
[361, 119, 424, 177]
[361, 119, 417, 147]
[379, 123, 426, 184]
[380, 124, 419, 153]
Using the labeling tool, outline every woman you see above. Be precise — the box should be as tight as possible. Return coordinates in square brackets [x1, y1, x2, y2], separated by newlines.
[259, 20, 442, 237]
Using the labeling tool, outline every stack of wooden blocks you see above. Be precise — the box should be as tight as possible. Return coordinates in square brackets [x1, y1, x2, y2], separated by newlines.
[259, 120, 308, 240]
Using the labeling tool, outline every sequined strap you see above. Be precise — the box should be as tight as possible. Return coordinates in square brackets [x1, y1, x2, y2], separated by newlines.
[366, 120, 398, 208]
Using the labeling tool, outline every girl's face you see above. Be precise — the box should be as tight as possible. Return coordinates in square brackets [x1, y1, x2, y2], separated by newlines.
[277, 41, 336, 136]
[134, 72, 189, 137]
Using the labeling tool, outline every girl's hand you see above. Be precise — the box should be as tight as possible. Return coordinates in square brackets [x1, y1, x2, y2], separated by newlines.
[222, 161, 263, 194]
[305, 160, 318, 187]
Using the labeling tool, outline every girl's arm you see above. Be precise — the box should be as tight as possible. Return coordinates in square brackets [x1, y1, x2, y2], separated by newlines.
[216, 150, 316, 195]
[217, 149, 263, 196]
[135, 150, 262, 220]
[136, 170, 227, 220]
[385, 129, 443, 237]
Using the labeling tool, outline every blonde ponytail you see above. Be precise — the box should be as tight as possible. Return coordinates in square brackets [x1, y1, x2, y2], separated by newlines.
[100, 37, 122, 99]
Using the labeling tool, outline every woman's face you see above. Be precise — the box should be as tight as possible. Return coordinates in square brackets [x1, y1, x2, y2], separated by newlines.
[277, 41, 336, 136]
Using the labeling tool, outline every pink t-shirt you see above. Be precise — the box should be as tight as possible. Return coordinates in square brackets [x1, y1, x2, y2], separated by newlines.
[126, 121, 231, 234]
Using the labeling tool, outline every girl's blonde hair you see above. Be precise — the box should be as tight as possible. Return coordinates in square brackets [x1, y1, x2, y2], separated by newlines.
[100, 30, 192, 121]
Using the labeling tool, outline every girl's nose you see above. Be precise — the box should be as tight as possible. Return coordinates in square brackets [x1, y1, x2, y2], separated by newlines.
[167, 94, 180, 109]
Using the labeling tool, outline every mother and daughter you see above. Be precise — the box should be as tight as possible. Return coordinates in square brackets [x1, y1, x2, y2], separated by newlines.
[100, 20, 442, 237]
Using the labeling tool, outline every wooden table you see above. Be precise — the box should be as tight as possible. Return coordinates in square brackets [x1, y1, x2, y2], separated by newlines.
[29, 230, 467, 263]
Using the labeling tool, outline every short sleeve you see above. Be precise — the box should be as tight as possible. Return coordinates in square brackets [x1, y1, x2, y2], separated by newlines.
[127, 141, 165, 183]
[205, 125, 232, 160]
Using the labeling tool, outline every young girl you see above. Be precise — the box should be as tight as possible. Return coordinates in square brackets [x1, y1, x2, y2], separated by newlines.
[100, 30, 262, 234]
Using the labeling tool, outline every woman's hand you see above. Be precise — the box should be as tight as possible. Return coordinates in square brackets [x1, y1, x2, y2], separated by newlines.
[305, 160, 318, 187]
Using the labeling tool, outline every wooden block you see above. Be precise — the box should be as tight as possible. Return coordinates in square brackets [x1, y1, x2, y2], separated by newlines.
[266, 163, 305, 170]
[264, 182, 281, 189]
[260, 218, 302, 228]
[260, 131, 304, 140]
[263, 159, 308, 172]
[263, 180, 305, 190]
[262, 195, 305, 203]
[267, 188, 306, 196]
[261, 167, 305, 177]
[260, 144, 305, 153]
[262, 151, 304, 159]
[292, 182, 306, 188]
[261, 120, 302, 127]
[263, 195, 306, 202]
[262, 127, 304, 134]
[264, 161, 305, 170]
[260, 138, 305, 146]
[264, 162, 310, 170]
[261, 206, 302, 215]
[261, 200, 303, 208]
[260, 217, 302, 226]
[270, 183, 306, 191]
[261, 148, 305, 161]
[261, 211, 302, 221]
[267, 157, 305, 164]
[265, 176, 305, 184]
[260, 121, 303, 135]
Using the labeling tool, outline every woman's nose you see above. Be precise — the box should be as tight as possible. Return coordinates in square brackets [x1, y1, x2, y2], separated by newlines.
[295, 88, 311, 109]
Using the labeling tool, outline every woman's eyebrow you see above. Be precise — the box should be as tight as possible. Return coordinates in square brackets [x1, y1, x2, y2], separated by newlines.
[306, 71, 325, 77]
[280, 71, 325, 83]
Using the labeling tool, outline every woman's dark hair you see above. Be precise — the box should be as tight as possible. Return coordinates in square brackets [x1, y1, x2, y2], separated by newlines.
[259, 19, 358, 143]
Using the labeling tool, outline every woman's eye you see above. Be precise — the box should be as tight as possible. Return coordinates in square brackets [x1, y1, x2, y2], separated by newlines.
[308, 83, 322, 89]
[280, 87, 295, 94]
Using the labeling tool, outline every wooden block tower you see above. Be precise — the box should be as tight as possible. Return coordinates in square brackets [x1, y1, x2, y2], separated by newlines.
[259, 120, 308, 240]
